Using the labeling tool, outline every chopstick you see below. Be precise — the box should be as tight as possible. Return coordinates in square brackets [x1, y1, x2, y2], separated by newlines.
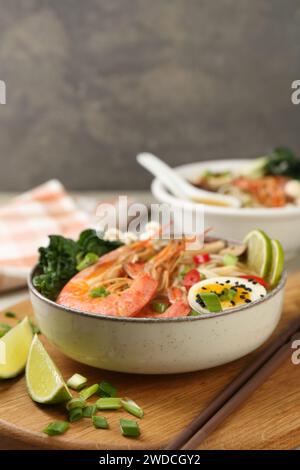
[165, 318, 300, 450]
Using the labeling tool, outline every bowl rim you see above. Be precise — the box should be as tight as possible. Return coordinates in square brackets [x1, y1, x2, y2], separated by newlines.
[151, 159, 300, 217]
[28, 242, 287, 324]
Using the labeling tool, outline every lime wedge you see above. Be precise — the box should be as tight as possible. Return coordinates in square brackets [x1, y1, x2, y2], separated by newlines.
[0, 317, 33, 379]
[26, 335, 72, 404]
[268, 239, 284, 287]
[243, 229, 272, 278]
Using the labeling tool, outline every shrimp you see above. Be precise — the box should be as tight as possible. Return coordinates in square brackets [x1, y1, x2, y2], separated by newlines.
[57, 272, 158, 316]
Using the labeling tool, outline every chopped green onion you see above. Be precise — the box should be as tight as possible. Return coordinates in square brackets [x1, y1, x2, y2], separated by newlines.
[4, 311, 17, 318]
[98, 381, 118, 398]
[77, 252, 99, 271]
[96, 397, 122, 410]
[92, 416, 109, 429]
[67, 373, 88, 391]
[223, 253, 238, 266]
[0, 323, 11, 338]
[82, 405, 97, 418]
[29, 319, 41, 335]
[119, 418, 140, 438]
[189, 309, 201, 316]
[199, 293, 222, 313]
[179, 265, 191, 278]
[79, 383, 99, 400]
[152, 302, 168, 314]
[89, 286, 109, 298]
[68, 407, 83, 422]
[121, 398, 144, 419]
[66, 397, 86, 411]
[219, 288, 237, 302]
[43, 421, 69, 436]
[198, 272, 206, 280]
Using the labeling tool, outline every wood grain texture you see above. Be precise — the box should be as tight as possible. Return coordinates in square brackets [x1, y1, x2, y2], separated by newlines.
[0, 273, 300, 450]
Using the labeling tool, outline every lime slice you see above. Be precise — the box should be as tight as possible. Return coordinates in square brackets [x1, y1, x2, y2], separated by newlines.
[243, 229, 272, 278]
[0, 317, 33, 379]
[268, 239, 284, 287]
[26, 335, 72, 404]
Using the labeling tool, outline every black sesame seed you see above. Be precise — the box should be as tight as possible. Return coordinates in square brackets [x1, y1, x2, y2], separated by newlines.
[230, 300, 236, 306]
[245, 299, 252, 303]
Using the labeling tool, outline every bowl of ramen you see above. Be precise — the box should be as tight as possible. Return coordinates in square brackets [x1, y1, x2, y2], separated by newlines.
[151, 148, 300, 257]
[28, 227, 286, 374]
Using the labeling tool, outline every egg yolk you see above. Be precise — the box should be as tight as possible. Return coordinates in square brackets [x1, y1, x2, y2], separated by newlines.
[196, 282, 252, 309]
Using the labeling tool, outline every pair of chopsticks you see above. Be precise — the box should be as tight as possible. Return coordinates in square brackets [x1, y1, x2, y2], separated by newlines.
[165, 318, 300, 450]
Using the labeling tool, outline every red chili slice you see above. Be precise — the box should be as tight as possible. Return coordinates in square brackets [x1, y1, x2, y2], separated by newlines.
[183, 269, 201, 290]
[193, 253, 211, 265]
[240, 275, 269, 289]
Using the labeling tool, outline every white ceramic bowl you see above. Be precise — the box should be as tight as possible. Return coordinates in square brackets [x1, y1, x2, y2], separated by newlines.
[28, 256, 286, 375]
[151, 159, 300, 259]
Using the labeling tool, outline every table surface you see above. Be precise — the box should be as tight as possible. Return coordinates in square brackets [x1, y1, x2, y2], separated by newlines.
[0, 190, 299, 450]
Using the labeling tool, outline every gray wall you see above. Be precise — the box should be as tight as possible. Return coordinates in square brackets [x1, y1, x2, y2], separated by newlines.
[0, 0, 299, 191]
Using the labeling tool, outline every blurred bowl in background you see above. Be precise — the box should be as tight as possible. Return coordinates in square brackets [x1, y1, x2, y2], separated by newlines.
[152, 159, 300, 259]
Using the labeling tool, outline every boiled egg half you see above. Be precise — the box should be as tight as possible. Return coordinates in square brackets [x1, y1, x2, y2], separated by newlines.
[188, 276, 267, 314]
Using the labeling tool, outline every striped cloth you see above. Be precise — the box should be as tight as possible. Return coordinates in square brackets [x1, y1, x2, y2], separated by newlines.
[0, 180, 90, 292]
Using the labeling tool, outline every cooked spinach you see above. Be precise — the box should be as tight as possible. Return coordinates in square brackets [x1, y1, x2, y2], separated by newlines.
[265, 147, 300, 179]
[33, 229, 122, 300]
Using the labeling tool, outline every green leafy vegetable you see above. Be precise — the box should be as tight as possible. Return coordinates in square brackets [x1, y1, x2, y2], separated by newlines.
[198, 293, 222, 313]
[33, 229, 123, 300]
[265, 147, 300, 179]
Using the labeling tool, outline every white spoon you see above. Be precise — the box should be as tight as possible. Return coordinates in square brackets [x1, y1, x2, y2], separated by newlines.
[137, 152, 241, 208]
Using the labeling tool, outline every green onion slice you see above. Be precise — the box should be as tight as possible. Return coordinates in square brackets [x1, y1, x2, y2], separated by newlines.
[89, 286, 109, 298]
[98, 381, 117, 398]
[223, 253, 238, 266]
[79, 383, 99, 400]
[119, 418, 140, 438]
[92, 416, 109, 429]
[4, 312, 17, 318]
[199, 293, 222, 313]
[121, 398, 144, 419]
[67, 373, 88, 391]
[152, 302, 169, 314]
[43, 421, 69, 436]
[219, 288, 237, 301]
[0, 323, 11, 338]
[82, 405, 97, 418]
[96, 397, 122, 410]
[66, 397, 86, 411]
[68, 407, 83, 422]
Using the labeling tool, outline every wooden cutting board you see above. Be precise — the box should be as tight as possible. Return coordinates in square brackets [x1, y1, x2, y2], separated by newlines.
[0, 272, 300, 450]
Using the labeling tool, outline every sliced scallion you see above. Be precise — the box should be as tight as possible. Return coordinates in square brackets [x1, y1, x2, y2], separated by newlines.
[82, 405, 97, 418]
[152, 302, 168, 314]
[121, 398, 144, 419]
[67, 373, 88, 391]
[219, 288, 237, 302]
[4, 311, 16, 318]
[223, 253, 238, 266]
[66, 397, 86, 411]
[98, 380, 117, 398]
[96, 397, 122, 410]
[68, 407, 83, 422]
[43, 421, 69, 436]
[199, 293, 222, 313]
[89, 286, 109, 298]
[79, 383, 99, 400]
[0, 323, 11, 338]
[119, 418, 140, 438]
[92, 415, 109, 429]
